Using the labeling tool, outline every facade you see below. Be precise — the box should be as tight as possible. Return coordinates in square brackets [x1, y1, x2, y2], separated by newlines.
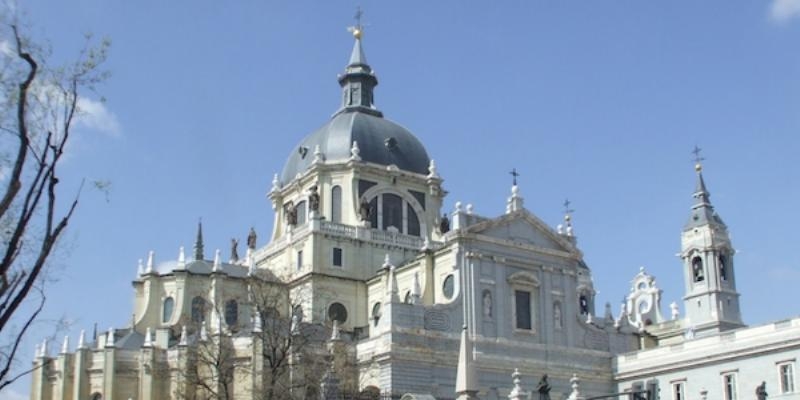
[29, 29, 800, 400]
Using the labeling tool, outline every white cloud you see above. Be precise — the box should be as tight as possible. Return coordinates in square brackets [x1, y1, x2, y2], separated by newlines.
[0, 388, 29, 400]
[0, 40, 13, 57]
[770, 0, 800, 23]
[76, 96, 122, 137]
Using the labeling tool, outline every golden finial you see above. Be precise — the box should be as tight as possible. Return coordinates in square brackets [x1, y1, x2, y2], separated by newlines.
[691, 145, 704, 173]
[348, 7, 364, 40]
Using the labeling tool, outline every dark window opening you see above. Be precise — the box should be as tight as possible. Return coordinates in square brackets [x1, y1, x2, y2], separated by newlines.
[382, 193, 402, 232]
[333, 247, 343, 267]
[331, 186, 342, 223]
[515, 290, 532, 330]
[328, 302, 348, 323]
[191, 297, 206, 323]
[225, 300, 238, 326]
[407, 204, 420, 237]
[692, 256, 705, 282]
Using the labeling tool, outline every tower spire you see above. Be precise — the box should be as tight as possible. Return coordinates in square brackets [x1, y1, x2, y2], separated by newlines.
[336, 8, 382, 117]
[685, 147, 724, 230]
[194, 219, 205, 261]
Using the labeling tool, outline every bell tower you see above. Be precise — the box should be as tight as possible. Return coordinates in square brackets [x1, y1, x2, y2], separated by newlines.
[680, 147, 744, 336]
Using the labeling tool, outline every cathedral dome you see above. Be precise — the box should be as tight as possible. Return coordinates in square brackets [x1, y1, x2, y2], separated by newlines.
[280, 110, 430, 184]
[279, 32, 430, 185]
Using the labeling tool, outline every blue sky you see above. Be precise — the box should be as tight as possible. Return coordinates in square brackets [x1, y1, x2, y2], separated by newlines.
[3, 1, 800, 398]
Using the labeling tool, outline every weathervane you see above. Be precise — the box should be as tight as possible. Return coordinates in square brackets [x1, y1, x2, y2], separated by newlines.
[347, 7, 366, 39]
[691, 145, 704, 172]
[509, 168, 520, 186]
[563, 198, 575, 222]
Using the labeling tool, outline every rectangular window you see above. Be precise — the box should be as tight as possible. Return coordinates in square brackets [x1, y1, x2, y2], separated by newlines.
[332, 248, 342, 267]
[515, 290, 532, 330]
[723, 373, 737, 400]
[296, 250, 303, 271]
[781, 363, 795, 393]
[672, 382, 685, 400]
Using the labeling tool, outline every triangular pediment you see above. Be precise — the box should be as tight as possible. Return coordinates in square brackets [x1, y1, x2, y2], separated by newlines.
[464, 209, 579, 256]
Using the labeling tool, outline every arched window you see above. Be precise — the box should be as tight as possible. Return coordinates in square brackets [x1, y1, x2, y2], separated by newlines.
[90, 393, 103, 400]
[692, 256, 704, 282]
[162, 297, 174, 323]
[331, 186, 342, 223]
[296, 200, 307, 225]
[372, 302, 382, 327]
[363, 192, 423, 237]
[328, 302, 348, 323]
[225, 300, 238, 326]
[191, 297, 206, 323]
[719, 255, 728, 281]
[578, 294, 589, 315]
[404, 291, 412, 304]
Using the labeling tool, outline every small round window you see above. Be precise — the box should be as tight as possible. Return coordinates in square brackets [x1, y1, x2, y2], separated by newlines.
[442, 274, 455, 300]
[328, 302, 348, 323]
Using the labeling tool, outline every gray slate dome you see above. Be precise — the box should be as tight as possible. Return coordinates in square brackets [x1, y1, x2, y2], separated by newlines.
[280, 34, 430, 186]
[281, 111, 430, 184]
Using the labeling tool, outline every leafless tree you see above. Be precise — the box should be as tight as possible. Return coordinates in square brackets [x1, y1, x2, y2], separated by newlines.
[0, 17, 110, 391]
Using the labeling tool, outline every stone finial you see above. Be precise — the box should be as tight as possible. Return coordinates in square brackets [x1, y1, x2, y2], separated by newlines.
[177, 246, 186, 269]
[60, 336, 69, 354]
[427, 159, 440, 179]
[77, 330, 86, 350]
[586, 313, 593, 324]
[455, 201, 462, 213]
[40, 339, 48, 358]
[466, 203, 474, 215]
[387, 264, 400, 303]
[455, 325, 478, 400]
[421, 236, 432, 251]
[106, 327, 115, 348]
[213, 249, 221, 272]
[253, 314, 262, 334]
[566, 374, 584, 400]
[143, 327, 153, 348]
[137, 258, 145, 276]
[508, 368, 529, 400]
[670, 301, 680, 320]
[313, 144, 324, 164]
[382, 253, 392, 270]
[271, 173, 280, 193]
[330, 319, 341, 341]
[350, 141, 362, 161]
[556, 224, 564, 234]
[145, 251, 155, 274]
[566, 225, 574, 237]
[506, 184, 524, 214]
[604, 302, 614, 322]
[411, 271, 422, 305]
[179, 326, 188, 346]
[34, 343, 40, 360]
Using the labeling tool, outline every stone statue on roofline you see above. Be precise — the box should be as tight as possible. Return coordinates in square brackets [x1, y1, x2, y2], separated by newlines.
[230, 238, 239, 262]
[308, 185, 320, 212]
[247, 227, 257, 249]
[756, 381, 768, 400]
[359, 197, 371, 222]
[536, 374, 551, 400]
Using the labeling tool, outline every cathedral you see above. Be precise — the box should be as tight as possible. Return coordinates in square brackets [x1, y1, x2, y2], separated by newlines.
[29, 25, 800, 400]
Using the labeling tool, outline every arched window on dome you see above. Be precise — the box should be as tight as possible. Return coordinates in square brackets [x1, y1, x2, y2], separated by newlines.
[162, 297, 174, 324]
[191, 297, 206, 323]
[364, 192, 423, 237]
[331, 186, 342, 223]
